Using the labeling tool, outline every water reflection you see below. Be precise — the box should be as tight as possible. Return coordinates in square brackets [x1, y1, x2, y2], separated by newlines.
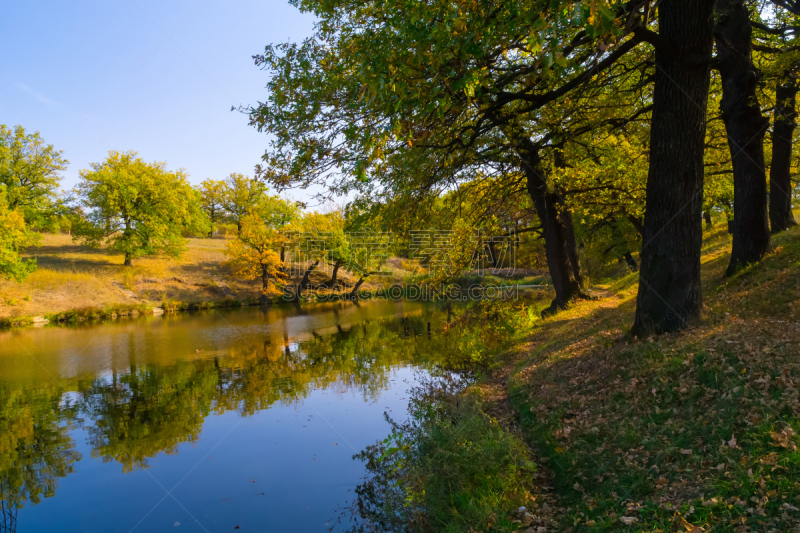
[0, 301, 446, 532]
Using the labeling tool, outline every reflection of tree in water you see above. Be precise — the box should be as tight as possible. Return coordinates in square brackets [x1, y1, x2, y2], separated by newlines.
[0, 311, 446, 520]
[0, 385, 81, 532]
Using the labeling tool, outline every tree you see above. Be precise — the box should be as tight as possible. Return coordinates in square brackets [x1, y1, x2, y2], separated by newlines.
[255, 194, 302, 264]
[715, 0, 771, 274]
[250, 0, 655, 314]
[73, 151, 209, 266]
[0, 186, 39, 282]
[224, 212, 288, 302]
[631, 0, 717, 334]
[198, 179, 227, 237]
[0, 124, 67, 229]
[220, 173, 268, 232]
[300, 210, 351, 287]
[770, 79, 798, 232]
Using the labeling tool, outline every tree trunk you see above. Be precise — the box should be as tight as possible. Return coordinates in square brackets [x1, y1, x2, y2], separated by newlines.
[295, 260, 320, 300]
[560, 208, 584, 288]
[520, 148, 584, 315]
[487, 240, 498, 268]
[703, 211, 713, 228]
[350, 275, 368, 300]
[716, 0, 771, 275]
[632, 0, 715, 335]
[770, 80, 798, 233]
[260, 264, 272, 304]
[123, 253, 132, 267]
[326, 260, 342, 287]
[610, 218, 637, 272]
[626, 213, 644, 238]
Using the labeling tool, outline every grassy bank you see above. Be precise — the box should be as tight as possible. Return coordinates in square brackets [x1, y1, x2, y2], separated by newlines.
[353, 220, 800, 532]
[0, 234, 414, 324]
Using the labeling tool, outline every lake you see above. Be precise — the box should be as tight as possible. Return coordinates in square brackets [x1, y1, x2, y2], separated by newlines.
[0, 300, 449, 532]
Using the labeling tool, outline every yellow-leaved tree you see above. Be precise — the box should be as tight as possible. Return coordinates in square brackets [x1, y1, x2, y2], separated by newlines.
[224, 213, 287, 302]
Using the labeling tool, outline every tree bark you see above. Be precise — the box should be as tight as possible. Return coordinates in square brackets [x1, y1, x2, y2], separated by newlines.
[519, 147, 584, 315]
[123, 253, 132, 267]
[716, 0, 771, 275]
[703, 211, 713, 228]
[632, 0, 715, 335]
[560, 208, 584, 288]
[770, 80, 798, 233]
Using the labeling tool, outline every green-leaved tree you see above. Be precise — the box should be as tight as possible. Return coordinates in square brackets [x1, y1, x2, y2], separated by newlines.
[0, 124, 67, 230]
[73, 151, 210, 266]
[0, 186, 39, 281]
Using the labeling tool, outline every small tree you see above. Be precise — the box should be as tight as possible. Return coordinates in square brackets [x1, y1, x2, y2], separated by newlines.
[0, 124, 68, 229]
[0, 186, 39, 281]
[299, 211, 351, 287]
[220, 173, 268, 232]
[198, 179, 226, 237]
[256, 194, 301, 264]
[73, 151, 209, 266]
[224, 213, 287, 302]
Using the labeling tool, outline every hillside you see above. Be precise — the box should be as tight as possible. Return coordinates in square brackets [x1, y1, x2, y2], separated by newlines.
[479, 222, 800, 531]
[0, 234, 400, 321]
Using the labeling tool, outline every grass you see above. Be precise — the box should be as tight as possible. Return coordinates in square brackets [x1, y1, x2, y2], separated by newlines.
[497, 220, 800, 532]
[0, 233, 410, 323]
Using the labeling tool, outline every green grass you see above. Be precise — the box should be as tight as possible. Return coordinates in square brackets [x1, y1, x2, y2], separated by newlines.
[505, 223, 800, 531]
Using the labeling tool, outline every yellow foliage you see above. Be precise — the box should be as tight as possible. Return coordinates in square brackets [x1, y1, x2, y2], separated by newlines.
[224, 214, 287, 297]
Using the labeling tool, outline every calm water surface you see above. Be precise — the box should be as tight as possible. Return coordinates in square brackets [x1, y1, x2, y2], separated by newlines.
[0, 300, 448, 532]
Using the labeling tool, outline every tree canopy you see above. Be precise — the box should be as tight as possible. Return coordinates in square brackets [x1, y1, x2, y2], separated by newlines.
[73, 151, 210, 266]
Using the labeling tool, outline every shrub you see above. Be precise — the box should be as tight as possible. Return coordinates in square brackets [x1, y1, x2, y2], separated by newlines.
[351, 375, 537, 533]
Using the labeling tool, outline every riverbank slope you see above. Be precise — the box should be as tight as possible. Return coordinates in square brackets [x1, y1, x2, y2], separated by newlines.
[489, 221, 800, 531]
[0, 234, 399, 322]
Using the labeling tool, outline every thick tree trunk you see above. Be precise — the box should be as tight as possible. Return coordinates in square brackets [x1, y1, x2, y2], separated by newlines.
[770, 81, 798, 233]
[632, 0, 715, 334]
[560, 208, 584, 288]
[716, 0, 771, 275]
[520, 149, 584, 315]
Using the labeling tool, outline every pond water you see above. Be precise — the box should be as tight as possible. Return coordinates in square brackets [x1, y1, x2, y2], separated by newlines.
[0, 300, 450, 532]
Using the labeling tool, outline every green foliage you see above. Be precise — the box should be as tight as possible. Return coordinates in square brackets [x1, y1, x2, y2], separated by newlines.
[0, 124, 68, 230]
[0, 186, 39, 282]
[220, 172, 268, 229]
[72, 151, 210, 265]
[352, 376, 537, 533]
[197, 178, 227, 233]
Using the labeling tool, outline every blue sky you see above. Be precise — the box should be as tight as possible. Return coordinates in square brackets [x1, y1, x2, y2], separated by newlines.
[0, 0, 316, 202]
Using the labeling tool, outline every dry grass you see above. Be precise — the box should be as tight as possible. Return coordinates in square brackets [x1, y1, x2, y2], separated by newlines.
[0, 234, 412, 319]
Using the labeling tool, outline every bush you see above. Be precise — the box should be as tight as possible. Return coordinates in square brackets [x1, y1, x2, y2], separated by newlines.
[350, 375, 538, 533]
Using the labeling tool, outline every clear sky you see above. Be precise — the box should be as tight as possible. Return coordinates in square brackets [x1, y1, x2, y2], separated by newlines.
[0, 0, 317, 202]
